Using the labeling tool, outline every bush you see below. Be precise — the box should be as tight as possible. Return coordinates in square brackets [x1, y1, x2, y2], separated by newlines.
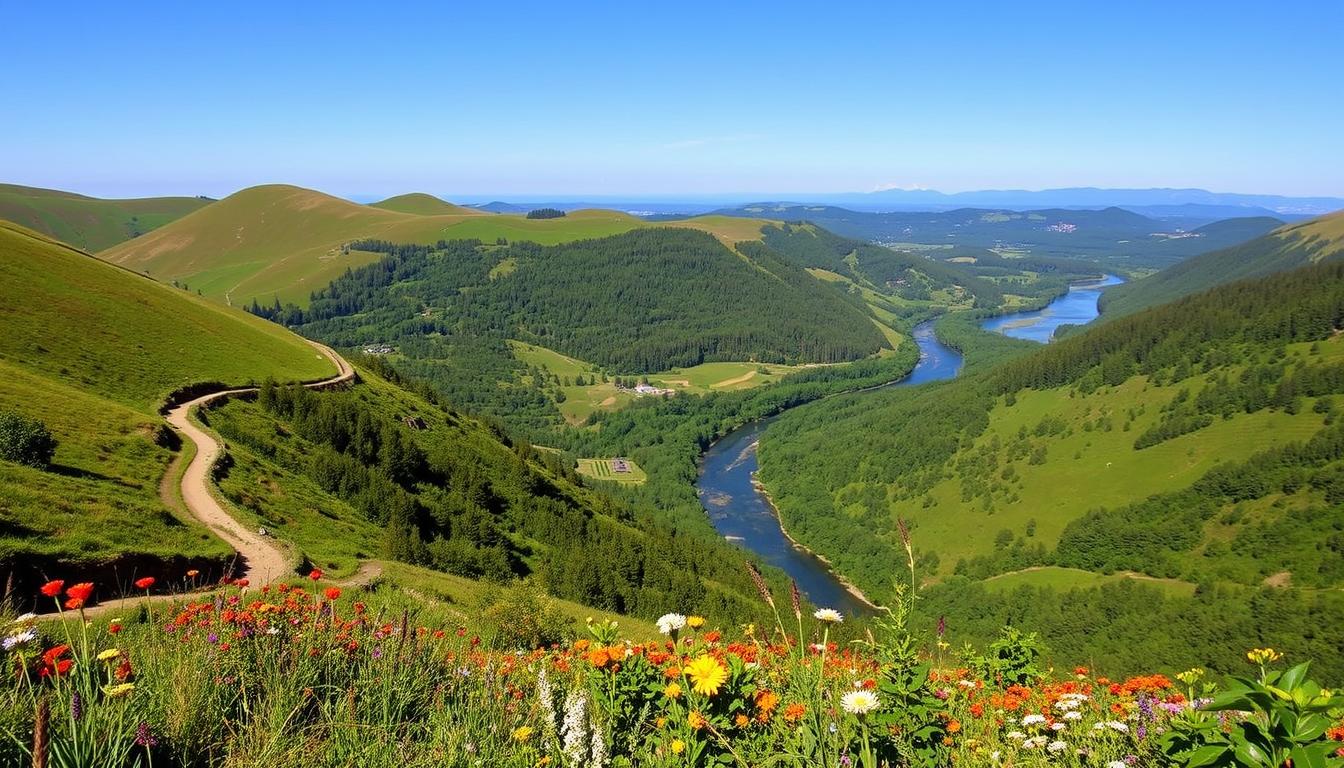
[0, 410, 57, 468]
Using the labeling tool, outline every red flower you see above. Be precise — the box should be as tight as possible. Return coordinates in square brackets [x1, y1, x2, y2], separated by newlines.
[324, 587, 341, 601]
[234, 578, 249, 588]
[42, 644, 70, 667]
[108, 623, 123, 634]
[40, 580, 64, 597]
[135, 577, 155, 590]
[65, 598, 85, 610]
[308, 568, 323, 581]
[66, 582, 94, 602]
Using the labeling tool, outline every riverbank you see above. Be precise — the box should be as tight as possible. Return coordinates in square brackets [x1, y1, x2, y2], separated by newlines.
[750, 472, 884, 612]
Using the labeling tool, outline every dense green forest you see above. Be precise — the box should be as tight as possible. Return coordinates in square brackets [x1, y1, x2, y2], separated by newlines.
[758, 261, 1344, 677]
[250, 228, 891, 431]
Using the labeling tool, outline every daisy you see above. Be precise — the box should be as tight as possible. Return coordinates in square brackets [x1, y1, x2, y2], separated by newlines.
[840, 690, 880, 715]
[813, 608, 844, 623]
[656, 613, 687, 635]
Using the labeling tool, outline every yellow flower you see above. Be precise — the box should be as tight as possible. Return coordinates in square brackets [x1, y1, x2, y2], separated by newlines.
[688, 711, 708, 730]
[102, 683, 135, 698]
[655, 716, 667, 730]
[670, 739, 686, 754]
[1247, 648, 1282, 665]
[687, 615, 706, 629]
[684, 654, 728, 697]
[664, 682, 683, 699]
[512, 726, 533, 742]
[96, 648, 122, 662]
[1176, 668, 1205, 686]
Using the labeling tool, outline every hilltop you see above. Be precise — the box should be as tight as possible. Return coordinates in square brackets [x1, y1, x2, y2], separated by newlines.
[0, 183, 211, 251]
[0, 219, 333, 581]
[98, 184, 773, 307]
[369, 192, 481, 216]
[759, 259, 1344, 675]
[1101, 209, 1344, 317]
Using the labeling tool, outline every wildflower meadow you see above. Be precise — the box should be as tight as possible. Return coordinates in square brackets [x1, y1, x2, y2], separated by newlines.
[2, 565, 1342, 767]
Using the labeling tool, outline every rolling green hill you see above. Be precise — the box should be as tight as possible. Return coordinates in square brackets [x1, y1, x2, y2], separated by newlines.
[1100, 210, 1344, 317]
[758, 260, 1344, 675]
[369, 192, 481, 216]
[0, 219, 334, 578]
[99, 184, 772, 307]
[0, 183, 211, 251]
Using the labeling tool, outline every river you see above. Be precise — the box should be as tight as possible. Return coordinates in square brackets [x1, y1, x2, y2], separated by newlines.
[980, 274, 1124, 342]
[695, 277, 1120, 615]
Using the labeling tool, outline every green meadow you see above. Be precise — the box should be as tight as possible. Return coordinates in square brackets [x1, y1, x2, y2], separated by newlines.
[0, 183, 210, 251]
[576, 457, 648, 484]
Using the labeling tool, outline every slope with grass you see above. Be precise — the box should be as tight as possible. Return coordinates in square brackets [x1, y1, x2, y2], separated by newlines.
[99, 184, 773, 307]
[0, 183, 211, 251]
[1100, 210, 1344, 317]
[0, 220, 335, 588]
[758, 260, 1344, 672]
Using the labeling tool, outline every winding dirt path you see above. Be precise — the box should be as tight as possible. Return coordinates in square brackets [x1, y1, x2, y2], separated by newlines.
[168, 339, 354, 584]
[70, 341, 356, 618]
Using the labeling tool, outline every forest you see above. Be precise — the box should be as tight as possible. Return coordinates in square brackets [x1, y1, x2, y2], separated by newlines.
[757, 261, 1344, 677]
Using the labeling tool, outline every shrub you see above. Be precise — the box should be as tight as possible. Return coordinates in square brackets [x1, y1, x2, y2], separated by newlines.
[0, 410, 57, 468]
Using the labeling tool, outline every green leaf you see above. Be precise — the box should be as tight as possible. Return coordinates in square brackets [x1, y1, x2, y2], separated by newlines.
[1187, 745, 1231, 767]
[1281, 662, 1311, 692]
[1233, 739, 1269, 767]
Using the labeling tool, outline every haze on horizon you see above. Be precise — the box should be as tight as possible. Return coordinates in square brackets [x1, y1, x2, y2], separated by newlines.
[3, 0, 1341, 200]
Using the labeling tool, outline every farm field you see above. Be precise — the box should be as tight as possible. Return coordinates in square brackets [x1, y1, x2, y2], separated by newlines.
[576, 457, 647, 484]
[981, 565, 1198, 597]
[509, 340, 816, 424]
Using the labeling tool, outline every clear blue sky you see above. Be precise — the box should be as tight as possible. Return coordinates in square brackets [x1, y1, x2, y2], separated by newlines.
[3, 1, 1341, 199]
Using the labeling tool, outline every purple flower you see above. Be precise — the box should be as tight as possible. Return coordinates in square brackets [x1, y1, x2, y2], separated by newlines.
[207, 632, 219, 644]
[71, 691, 83, 722]
[840, 754, 852, 768]
[134, 721, 158, 748]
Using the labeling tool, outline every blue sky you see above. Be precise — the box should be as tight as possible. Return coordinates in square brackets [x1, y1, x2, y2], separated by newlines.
[3, 1, 1341, 199]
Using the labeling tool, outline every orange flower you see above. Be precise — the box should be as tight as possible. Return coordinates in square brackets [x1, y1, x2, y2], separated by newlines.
[64, 597, 85, 610]
[587, 648, 611, 669]
[755, 689, 780, 722]
[324, 587, 341, 601]
[783, 702, 806, 723]
[40, 580, 64, 597]
[186, 569, 200, 578]
[66, 582, 94, 601]
[734, 713, 750, 728]
[947, 720, 962, 733]
[135, 577, 155, 590]
[688, 711, 708, 730]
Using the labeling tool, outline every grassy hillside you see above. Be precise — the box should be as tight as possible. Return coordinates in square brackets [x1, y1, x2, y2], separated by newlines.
[368, 192, 480, 216]
[758, 261, 1344, 674]
[1101, 210, 1344, 317]
[0, 182, 210, 251]
[99, 184, 771, 307]
[0, 220, 333, 580]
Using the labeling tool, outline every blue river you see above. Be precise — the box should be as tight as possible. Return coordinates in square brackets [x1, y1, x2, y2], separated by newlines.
[696, 276, 1120, 615]
[980, 274, 1124, 342]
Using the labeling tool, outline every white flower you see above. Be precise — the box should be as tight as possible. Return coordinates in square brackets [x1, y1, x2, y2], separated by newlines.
[1047, 740, 1068, 753]
[12, 613, 36, 625]
[1063, 710, 1083, 721]
[840, 689, 880, 715]
[1050, 722, 1067, 731]
[957, 679, 977, 688]
[1108, 762, 1127, 768]
[1055, 698, 1082, 711]
[1006, 731, 1027, 741]
[813, 608, 844, 623]
[1022, 713, 1047, 726]
[656, 613, 686, 635]
[1023, 736, 1048, 749]
[2, 628, 36, 651]
[990, 751, 1002, 764]
[1107, 721, 1130, 733]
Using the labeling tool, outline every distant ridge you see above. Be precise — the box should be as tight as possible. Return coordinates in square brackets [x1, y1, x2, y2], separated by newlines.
[855, 186, 1344, 215]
